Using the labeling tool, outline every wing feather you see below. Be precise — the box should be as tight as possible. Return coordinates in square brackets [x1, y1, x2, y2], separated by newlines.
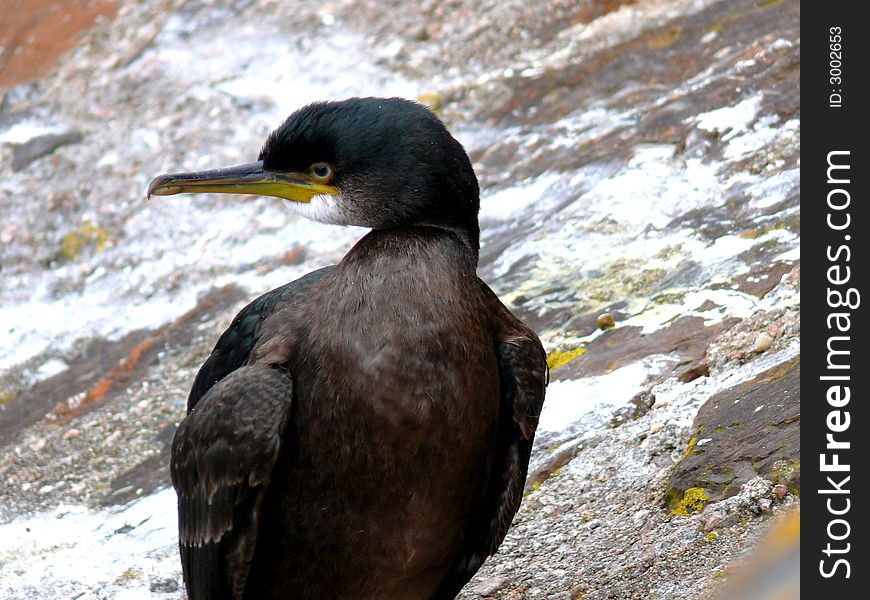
[432, 309, 547, 600]
[171, 364, 293, 600]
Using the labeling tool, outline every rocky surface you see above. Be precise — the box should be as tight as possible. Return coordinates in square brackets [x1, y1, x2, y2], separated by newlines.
[1, 0, 799, 598]
[667, 357, 800, 506]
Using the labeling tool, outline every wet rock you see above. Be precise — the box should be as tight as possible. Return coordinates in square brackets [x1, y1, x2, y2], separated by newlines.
[557, 316, 738, 381]
[667, 358, 800, 503]
[10, 131, 84, 171]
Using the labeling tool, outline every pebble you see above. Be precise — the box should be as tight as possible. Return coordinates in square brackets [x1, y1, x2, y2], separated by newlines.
[63, 428, 82, 440]
[752, 332, 774, 353]
[409, 23, 430, 41]
[132, 400, 151, 415]
[757, 498, 772, 513]
[149, 577, 179, 593]
[773, 484, 788, 500]
[473, 575, 510, 596]
[32, 438, 47, 451]
[699, 509, 723, 531]
[102, 430, 123, 447]
[650, 399, 670, 410]
[596, 313, 616, 329]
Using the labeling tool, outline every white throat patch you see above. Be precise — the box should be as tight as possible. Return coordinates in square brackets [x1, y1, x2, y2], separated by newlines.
[283, 193, 349, 225]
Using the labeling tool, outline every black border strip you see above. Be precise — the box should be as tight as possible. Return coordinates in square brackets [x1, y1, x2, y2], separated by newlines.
[803, 3, 868, 596]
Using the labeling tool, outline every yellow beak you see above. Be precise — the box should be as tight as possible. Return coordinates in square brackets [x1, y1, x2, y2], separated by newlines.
[146, 161, 338, 203]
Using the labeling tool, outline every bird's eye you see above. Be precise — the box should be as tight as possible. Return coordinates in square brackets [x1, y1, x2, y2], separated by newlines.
[310, 162, 334, 181]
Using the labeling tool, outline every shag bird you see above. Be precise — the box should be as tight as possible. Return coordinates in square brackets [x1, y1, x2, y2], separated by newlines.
[147, 97, 547, 600]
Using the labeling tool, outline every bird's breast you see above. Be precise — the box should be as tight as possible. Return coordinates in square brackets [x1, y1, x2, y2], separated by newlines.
[297, 263, 496, 430]
[245, 228, 505, 596]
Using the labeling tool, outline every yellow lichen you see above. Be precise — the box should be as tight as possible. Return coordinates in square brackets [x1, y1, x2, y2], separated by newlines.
[647, 26, 683, 49]
[417, 91, 442, 112]
[114, 567, 144, 585]
[671, 487, 709, 517]
[770, 458, 801, 496]
[61, 223, 108, 260]
[706, 531, 719, 541]
[681, 435, 699, 460]
[546, 347, 586, 370]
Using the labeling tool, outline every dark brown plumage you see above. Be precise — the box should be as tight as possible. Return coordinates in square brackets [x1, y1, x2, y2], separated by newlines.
[149, 97, 546, 599]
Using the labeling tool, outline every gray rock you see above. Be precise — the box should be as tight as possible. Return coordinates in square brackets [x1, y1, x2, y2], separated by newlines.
[10, 131, 83, 171]
[148, 577, 179, 593]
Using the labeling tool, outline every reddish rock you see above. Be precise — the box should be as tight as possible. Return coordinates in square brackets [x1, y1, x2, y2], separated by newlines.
[0, 0, 118, 88]
[0, 284, 247, 448]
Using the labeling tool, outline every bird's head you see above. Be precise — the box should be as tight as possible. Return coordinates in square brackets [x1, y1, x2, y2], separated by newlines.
[148, 97, 480, 244]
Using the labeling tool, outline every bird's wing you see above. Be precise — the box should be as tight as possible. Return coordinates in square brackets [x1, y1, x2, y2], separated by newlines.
[433, 304, 547, 600]
[188, 266, 333, 410]
[171, 363, 294, 600]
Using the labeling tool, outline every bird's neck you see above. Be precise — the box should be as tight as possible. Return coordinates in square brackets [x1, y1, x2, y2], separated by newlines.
[414, 220, 480, 264]
[343, 225, 479, 272]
